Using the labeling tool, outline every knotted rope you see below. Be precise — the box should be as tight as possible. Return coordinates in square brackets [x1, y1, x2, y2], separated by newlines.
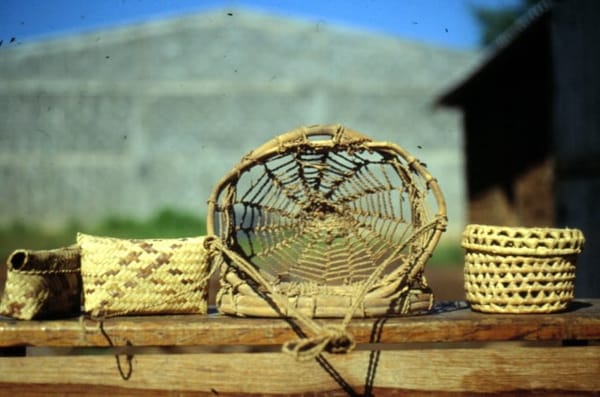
[206, 214, 444, 360]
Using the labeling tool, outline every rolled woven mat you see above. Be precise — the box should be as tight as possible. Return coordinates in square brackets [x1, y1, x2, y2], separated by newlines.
[0, 245, 81, 320]
[462, 224, 585, 314]
[78, 233, 211, 317]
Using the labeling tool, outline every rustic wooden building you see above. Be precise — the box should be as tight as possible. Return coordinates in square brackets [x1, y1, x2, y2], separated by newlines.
[437, 0, 600, 297]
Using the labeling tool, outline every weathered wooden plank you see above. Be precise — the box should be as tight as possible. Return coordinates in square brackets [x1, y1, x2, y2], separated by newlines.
[0, 345, 598, 394]
[0, 385, 592, 397]
[0, 384, 459, 397]
[0, 300, 599, 348]
[552, 0, 600, 300]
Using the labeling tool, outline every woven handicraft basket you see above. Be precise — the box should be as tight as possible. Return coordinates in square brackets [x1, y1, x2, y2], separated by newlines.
[78, 233, 211, 317]
[462, 224, 585, 314]
[206, 124, 447, 359]
[0, 246, 81, 320]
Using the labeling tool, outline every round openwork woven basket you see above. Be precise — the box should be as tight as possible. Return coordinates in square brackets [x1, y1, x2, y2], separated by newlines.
[462, 224, 585, 314]
[206, 124, 447, 359]
[208, 124, 447, 319]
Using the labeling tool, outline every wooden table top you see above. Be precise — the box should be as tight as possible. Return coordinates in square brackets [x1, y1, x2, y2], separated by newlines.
[1, 299, 599, 348]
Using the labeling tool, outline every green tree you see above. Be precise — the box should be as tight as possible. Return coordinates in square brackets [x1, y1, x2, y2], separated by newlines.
[471, 0, 541, 46]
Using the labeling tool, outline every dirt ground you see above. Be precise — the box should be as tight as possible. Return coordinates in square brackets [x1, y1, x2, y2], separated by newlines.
[425, 265, 465, 301]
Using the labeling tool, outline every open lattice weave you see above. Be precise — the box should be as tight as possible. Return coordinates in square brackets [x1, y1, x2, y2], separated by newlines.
[462, 224, 585, 313]
[207, 124, 447, 359]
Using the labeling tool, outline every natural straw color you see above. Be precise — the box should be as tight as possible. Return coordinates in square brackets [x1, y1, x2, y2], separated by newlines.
[0, 245, 81, 320]
[207, 124, 447, 359]
[78, 233, 211, 317]
[462, 224, 585, 314]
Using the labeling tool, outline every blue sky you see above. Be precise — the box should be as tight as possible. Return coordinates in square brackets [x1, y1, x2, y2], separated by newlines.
[0, 0, 522, 50]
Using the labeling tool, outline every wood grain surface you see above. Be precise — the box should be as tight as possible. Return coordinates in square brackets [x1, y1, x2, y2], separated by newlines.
[0, 300, 598, 395]
[1, 346, 599, 395]
[0, 300, 598, 348]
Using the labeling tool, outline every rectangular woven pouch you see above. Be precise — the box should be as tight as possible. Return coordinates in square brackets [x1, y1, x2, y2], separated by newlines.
[77, 233, 210, 317]
[0, 245, 81, 320]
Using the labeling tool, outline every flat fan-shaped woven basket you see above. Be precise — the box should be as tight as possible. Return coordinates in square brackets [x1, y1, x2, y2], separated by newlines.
[463, 224, 585, 313]
[208, 125, 447, 321]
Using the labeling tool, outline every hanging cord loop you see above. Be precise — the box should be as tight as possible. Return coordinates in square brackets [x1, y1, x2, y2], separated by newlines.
[207, 216, 442, 361]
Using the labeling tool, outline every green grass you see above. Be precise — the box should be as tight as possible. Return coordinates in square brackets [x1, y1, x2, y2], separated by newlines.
[93, 208, 206, 239]
[0, 208, 207, 264]
[0, 209, 462, 269]
[428, 240, 464, 267]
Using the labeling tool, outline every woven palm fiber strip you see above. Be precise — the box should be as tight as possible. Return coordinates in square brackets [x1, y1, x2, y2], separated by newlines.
[207, 124, 447, 360]
[78, 233, 210, 317]
[0, 245, 81, 320]
[462, 224, 585, 256]
[462, 224, 585, 314]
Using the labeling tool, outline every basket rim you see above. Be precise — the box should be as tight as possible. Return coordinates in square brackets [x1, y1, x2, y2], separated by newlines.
[461, 224, 585, 256]
[217, 282, 434, 318]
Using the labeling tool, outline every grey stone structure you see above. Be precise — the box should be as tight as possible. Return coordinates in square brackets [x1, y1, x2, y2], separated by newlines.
[0, 9, 475, 236]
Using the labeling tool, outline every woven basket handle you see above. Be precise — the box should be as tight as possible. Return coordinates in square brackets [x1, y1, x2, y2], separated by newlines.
[276, 124, 369, 142]
[249, 124, 370, 159]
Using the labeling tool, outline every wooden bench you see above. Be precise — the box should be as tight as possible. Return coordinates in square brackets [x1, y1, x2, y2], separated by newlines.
[1, 300, 599, 396]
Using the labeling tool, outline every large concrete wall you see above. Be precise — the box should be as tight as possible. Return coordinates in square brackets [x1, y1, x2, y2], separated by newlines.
[0, 9, 476, 236]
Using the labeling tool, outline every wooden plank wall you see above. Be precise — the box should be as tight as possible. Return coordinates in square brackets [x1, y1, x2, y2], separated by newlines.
[552, 0, 600, 298]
